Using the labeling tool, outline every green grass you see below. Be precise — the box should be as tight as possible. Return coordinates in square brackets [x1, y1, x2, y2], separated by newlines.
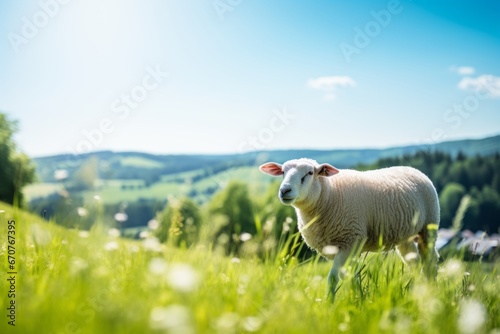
[23, 182, 63, 199]
[0, 202, 498, 333]
[119, 156, 164, 169]
[81, 181, 181, 204]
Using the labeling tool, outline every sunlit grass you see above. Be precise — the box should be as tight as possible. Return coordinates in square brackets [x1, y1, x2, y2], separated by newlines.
[0, 202, 498, 333]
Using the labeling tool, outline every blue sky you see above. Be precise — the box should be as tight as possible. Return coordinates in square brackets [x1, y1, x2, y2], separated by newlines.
[0, 0, 499, 157]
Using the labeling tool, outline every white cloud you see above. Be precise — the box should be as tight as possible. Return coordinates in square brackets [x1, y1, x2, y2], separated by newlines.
[452, 66, 475, 75]
[307, 76, 356, 100]
[308, 76, 356, 90]
[458, 74, 500, 98]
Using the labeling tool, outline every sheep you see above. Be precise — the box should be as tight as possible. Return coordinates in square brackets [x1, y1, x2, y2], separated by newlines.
[259, 158, 440, 299]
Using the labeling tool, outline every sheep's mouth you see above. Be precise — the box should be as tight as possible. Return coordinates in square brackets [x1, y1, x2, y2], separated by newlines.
[280, 197, 295, 205]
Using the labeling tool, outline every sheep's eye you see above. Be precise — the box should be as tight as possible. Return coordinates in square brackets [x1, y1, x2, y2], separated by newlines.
[308, 171, 313, 175]
[301, 173, 310, 184]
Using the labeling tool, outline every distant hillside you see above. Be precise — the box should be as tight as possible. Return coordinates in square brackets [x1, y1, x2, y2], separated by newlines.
[33, 134, 500, 183]
[24, 134, 500, 229]
[252, 134, 500, 168]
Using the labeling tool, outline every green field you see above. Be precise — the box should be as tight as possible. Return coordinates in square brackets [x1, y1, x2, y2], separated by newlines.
[23, 166, 273, 205]
[119, 156, 165, 169]
[0, 202, 498, 333]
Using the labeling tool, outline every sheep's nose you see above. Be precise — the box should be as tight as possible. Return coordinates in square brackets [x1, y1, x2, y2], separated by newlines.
[280, 187, 291, 196]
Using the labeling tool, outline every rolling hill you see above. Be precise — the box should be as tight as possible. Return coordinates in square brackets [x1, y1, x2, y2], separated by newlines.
[34, 134, 500, 180]
[25, 134, 500, 205]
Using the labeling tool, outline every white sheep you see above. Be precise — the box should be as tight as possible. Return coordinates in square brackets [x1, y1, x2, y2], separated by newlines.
[260, 158, 440, 298]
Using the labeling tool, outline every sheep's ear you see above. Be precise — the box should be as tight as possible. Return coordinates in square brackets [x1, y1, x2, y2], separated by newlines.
[316, 163, 339, 177]
[259, 162, 284, 176]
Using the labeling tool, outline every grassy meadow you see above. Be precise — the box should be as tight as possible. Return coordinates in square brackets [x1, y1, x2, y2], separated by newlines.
[0, 201, 499, 334]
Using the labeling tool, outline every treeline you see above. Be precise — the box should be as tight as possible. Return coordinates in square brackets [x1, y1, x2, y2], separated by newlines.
[359, 151, 500, 233]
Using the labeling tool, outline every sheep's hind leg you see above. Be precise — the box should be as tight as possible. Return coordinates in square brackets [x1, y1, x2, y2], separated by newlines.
[327, 250, 349, 302]
[417, 225, 439, 278]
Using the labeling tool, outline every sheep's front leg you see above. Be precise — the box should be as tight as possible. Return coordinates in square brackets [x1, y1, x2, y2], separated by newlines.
[327, 250, 349, 302]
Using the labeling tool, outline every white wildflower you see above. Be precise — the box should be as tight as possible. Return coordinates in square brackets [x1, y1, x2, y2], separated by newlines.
[139, 231, 150, 239]
[240, 232, 252, 242]
[104, 241, 119, 251]
[338, 323, 349, 332]
[148, 219, 160, 230]
[54, 169, 68, 181]
[237, 275, 250, 295]
[310, 275, 323, 287]
[77, 207, 88, 217]
[114, 212, 128, 223]
[143, 237, 162, 252]
[128, 245, 140, 253]
[70, 257, 88, 276]
[440, 259, 464, 279]
[149, 258, 168, 275]
[167, 264, 200, 293]
[242, 316, 262, 332]
[78, 231, 89, 238]
[108, 228, 121, 238]
[404, 252, 418, 262]
[412, 283, 431, 302]
[149, 305, 193, 334]
[458, 299, 486, 334]
[215, 313, 239, 334]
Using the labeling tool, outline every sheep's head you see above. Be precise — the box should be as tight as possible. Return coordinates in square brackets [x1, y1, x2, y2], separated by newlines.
[259, 159, 339, 206]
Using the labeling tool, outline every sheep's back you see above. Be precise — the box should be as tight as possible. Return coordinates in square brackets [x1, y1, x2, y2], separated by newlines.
[328, 167, 439, 251]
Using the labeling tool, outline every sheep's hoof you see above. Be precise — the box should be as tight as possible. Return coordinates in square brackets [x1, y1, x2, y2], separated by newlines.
[327, 290, 336, 303]
[326, 280, 338, 303]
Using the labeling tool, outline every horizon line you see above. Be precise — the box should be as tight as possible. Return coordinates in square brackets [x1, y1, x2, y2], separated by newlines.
[32, 132, 500, 160]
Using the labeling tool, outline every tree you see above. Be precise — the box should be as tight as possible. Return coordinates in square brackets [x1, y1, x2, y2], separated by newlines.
[432, 161, 450, 193]
[70, 157, 98, 191]
[439, 183, 466, 228]
[449, 162, 470, 190]
[0, 113, 35, 205]
[156, 198, 202, 247]
[209, 181, 255, 255]
[476, 186, 500, 233]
